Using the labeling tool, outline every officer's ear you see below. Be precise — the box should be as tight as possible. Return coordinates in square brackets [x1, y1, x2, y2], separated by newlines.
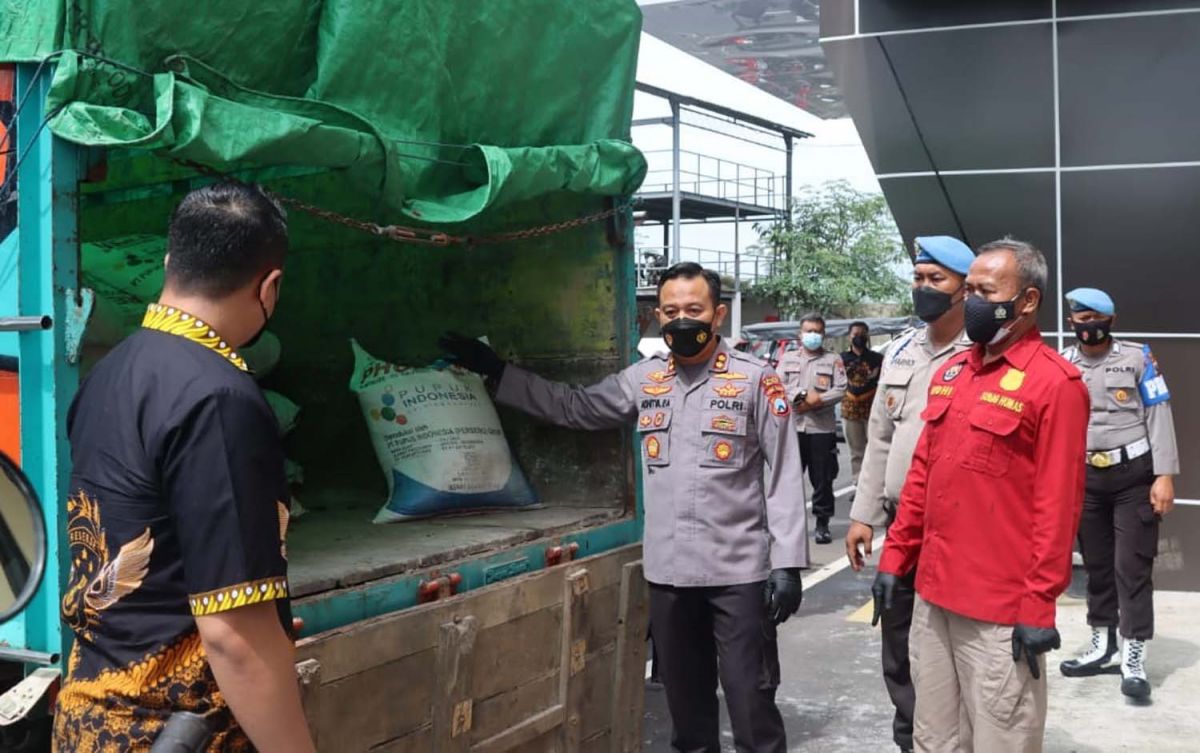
[1020, 287, 1041, 317]
[712, 303, 729, 331]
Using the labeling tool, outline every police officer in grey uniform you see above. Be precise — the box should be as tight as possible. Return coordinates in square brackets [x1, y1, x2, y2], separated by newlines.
[778, 313, 847, 544]
[440, 262, 807, 753]
[1058, 287, 1179, 701]
[844, 235, 974, 753]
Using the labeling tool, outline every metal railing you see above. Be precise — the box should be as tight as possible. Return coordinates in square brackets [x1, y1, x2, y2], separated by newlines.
[638, 149, 787, 213]
[636, 246, 775, 288]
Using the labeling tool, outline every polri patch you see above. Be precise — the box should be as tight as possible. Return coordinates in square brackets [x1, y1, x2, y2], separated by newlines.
[713, 440, 734, 461]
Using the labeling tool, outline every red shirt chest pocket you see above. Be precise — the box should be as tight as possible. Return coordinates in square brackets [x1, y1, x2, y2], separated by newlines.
[960, 404, 1023, 476]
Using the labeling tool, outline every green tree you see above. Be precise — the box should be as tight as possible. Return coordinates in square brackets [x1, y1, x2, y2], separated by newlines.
[750, 181, 909, 318]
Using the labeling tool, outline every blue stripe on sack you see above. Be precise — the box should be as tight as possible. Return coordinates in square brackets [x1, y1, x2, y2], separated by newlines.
[377, 467, 541, 522]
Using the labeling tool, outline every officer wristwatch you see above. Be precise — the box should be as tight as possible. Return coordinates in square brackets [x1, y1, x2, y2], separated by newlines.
[796, 389, 809, 404]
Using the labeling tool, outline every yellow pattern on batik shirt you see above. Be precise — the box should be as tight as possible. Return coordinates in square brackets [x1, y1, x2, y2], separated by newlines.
[141, 304, 249, 372]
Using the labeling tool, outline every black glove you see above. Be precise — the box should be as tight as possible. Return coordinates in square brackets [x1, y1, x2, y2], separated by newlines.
[438, 332, 506, 383]
[1011, 624, 1061, 680]
[871, 571, 898, 627]
[764, 568, 803, 626]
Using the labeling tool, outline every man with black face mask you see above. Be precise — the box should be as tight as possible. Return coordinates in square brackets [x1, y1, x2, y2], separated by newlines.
[840, 321, 883, 485]
[440, 262, 807, 753]
[845, 235, 972, 753]
[57, 183, 315, 753]
[872, 238, 1090, 752]
[1058, 288, 1178, 701]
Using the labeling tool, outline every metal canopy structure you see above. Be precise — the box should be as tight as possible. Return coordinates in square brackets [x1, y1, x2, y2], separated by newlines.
[633, 81, 811, 265]
[632, 82, 813, 338]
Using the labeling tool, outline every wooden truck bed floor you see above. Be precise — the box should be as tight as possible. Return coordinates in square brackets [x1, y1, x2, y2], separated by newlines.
[287, 490, 624, 597]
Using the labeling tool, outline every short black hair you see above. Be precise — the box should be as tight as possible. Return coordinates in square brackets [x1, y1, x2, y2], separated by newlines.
[849, 321, 869, 334]
[656, 262, 721, 307]
[800, 312, 825, 330]
[165, 182, 288, 298]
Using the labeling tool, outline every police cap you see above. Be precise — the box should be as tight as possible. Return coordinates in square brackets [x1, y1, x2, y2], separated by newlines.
[913, 236, 974, 276]
[1065, 287, 1115, 316]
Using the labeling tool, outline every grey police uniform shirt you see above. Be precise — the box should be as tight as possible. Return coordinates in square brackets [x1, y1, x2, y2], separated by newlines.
[849, 327, 973, 528]
[777, 348, 847, 434]
[1062, 339, 1180, 475]
[495, 340, 809, 587]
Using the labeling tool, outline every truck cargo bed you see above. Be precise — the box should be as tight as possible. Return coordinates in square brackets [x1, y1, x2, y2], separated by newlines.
[287, 490, 623, 597]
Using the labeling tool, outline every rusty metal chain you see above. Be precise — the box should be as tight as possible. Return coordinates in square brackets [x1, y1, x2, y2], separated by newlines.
[172, 159, 624, 247]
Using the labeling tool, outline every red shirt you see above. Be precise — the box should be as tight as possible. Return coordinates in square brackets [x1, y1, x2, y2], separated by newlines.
[879, 328, 1090, 628]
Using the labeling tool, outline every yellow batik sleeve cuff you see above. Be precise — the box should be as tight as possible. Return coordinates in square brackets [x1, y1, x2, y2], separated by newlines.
[189, 577, 289, 616]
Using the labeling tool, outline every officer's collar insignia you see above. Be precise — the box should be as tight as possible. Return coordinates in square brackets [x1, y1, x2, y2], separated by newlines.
[942, 363, 964, 382]
[714, 383, 746, 398]
[141, 304, 250, 372]
[999, 367, 1025, 392]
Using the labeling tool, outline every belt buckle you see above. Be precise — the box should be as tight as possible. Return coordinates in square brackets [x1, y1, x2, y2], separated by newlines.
[1089, 451, 1113, 469]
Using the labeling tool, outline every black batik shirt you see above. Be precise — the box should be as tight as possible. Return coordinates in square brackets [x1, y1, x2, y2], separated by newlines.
[54, 304, 292, 753]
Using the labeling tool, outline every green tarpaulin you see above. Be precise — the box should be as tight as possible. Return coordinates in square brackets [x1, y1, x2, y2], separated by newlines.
[1, 1, 647, 224]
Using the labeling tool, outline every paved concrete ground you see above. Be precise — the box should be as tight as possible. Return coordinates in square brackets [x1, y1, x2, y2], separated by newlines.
[642, 443, 1200, 751]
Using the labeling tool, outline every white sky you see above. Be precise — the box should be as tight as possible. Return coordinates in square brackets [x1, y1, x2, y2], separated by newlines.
[632, 31, 882, 265]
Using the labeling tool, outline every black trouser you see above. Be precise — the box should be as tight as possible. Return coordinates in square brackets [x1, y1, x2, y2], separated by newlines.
[648, 582, 786, 753]
[1079, 453, 1158, 640]
[880, 567, 916, 751]
[798, 431, 838, 522]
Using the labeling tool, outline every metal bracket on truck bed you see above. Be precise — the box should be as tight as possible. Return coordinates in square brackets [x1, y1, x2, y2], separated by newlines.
[417, 572, 462, 603]
[0, 668, 59, 726]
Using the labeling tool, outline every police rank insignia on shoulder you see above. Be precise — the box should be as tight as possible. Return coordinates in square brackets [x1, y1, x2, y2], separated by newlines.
[712, 352, 726, 371]
[942, 363, 964, 382]
[999, 367, 1025, 392]
[714, 383, 746, 398]
[643, 385, 673, 396]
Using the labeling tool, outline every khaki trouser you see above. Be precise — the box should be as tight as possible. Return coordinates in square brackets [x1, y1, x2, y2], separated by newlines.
[843, 417, 869, 480]
[910, 596, 1048, 753]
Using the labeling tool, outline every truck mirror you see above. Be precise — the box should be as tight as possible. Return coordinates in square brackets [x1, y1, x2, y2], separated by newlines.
[0, 452, 46, 624]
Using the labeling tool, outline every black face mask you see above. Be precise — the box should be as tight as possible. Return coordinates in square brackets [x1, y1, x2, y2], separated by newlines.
[662, 317, 714, 358]
[965, 292, 1022, 345]
[242, 276, 274, 349]
[1073, 319, 1112, 346]
[851, 335, 869, 350]
[912, 285, 959, 323]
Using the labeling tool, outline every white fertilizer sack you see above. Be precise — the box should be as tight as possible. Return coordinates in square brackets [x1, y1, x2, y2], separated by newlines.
[349, 340, 539, 523]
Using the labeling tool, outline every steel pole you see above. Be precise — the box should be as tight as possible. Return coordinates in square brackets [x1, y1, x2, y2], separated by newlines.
[670, 99, 682, 266]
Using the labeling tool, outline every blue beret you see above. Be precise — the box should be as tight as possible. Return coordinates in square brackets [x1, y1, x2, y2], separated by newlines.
[1065, 287, 1115, 316]
[913, 236, 974, 276]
